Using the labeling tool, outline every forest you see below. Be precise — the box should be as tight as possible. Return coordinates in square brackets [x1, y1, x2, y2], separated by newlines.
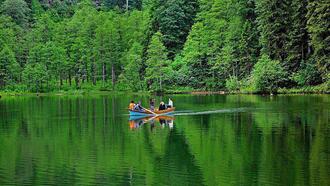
[0, 0, 329, 93]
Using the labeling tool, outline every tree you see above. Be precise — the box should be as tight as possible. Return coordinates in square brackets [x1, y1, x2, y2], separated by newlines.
[119, 42, 144, 91]
[145, 32, 169, 91]
[1, 0, 30, 27]
[256, 0, 290, 62]
[22, 63, 48, 92]
[285, 0, 309, 73]
[306, 0, 330, 79]
[0, 46, 20, 88]
[157, 0, 198, 59]
[95, 18, 121, 88]
[237, 0, 260, 77]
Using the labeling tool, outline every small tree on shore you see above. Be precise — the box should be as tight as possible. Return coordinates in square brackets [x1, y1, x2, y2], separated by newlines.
[251, 55, 286, 93]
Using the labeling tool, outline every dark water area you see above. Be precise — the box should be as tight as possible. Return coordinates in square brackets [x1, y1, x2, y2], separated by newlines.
[0, 94, 329, 185]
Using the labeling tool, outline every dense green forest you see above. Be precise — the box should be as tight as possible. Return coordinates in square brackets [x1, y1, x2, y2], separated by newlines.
[0, 0, 329, 93]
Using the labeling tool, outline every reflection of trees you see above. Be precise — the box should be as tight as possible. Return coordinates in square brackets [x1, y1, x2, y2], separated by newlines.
[174, 95, 329, 186]
[140, 124, 204, 185]
[0, 95, 328, 185]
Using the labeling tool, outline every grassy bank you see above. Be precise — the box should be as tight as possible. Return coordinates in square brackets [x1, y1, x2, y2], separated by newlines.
[0, 84, 329, 97]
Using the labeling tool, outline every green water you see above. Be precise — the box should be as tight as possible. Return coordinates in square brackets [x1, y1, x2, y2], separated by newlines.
[0, 94, 329, 185]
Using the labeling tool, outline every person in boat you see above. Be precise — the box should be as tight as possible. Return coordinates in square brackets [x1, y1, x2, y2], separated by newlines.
[167, 98, 173, 108]
[159, 101, 166, 111]
[128, 101, 135, 110]
[134, 101, 144, 112]
[149, 98, 155, 111]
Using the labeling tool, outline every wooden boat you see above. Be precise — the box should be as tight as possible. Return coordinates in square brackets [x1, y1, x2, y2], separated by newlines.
[129, 115, 175, 121]
[129, 107, 175, 116]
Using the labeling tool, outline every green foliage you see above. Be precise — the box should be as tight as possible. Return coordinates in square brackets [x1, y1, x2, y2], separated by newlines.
[285, 0, 308, 73]
[306, 0, 330, 78]
[251, 55, 286, 93]
[118, 42, 144, 91]
[157, 0, 198, 59]
[145, 32, 169, 91]
[292, 59, 322, 86]
[1, 0, 30, 27]
[0, 0, 327, 94]
[22, 63, 48, 92]
[0, 45, 20, 88]
[225, 76, 241, 92]
[256, 0, 290, 62]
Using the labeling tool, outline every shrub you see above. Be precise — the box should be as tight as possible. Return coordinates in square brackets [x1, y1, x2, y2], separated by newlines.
[225, 76, 240, 91]
[292, 59, 322, 86]
[251, 55, 286, 93]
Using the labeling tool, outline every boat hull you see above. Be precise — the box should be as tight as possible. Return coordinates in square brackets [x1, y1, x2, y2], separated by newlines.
[129, 107, 175, 116]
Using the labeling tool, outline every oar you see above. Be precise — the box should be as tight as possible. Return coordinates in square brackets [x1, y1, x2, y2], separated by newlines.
[142, 106, 158, 116]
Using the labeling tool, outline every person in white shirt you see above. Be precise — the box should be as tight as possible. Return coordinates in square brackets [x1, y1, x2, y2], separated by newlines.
[168, 98, 173, 108]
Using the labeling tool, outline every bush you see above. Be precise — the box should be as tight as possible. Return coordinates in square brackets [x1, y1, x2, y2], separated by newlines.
[292, 59, 322, 86]
[225, 76, 240, 91]
[251, 55, 286, 93]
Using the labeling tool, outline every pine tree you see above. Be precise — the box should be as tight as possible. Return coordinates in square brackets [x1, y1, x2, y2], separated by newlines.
[157, 0, 198, 59]
[306, 0, 330, 79]
[145, 32, 168, 91]
[237, 0, 260, 77]
[256, 0, 290, 62]
[285, 0, 309, 73]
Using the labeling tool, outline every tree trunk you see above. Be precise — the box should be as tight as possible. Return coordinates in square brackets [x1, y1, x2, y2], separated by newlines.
[102, 63, 106, 86]
[60, 76, 63, 87]
[111, 63, 115, 90]
[92, 59, 96, 86]
[69, 73, 72, 86]
[75, 76, 80, 88]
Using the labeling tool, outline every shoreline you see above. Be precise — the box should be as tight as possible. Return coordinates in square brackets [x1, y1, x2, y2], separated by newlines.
[0, 88, 329, 98]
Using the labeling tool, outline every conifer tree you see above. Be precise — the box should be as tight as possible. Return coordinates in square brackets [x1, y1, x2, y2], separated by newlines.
[256, 0, 290, 62]
[145, 32, 168, 91]
[306, 0, 330, 79]
[286, 0, 309, 73]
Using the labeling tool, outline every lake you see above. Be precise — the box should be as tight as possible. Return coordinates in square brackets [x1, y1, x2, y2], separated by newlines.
[0, 94, 329, 185]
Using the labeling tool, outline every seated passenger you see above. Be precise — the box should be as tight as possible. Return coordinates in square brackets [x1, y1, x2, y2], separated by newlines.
[134, 101, 144, 111]
[167, 98, 173, 108]
[149, 98, 155, 111]
[128, 101, 135, 110]
[159, 102, 166, 111]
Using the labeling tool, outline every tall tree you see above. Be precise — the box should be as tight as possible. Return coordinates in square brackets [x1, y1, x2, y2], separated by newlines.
[95, 17, 121, 88]
[119, 42, 144, 91]
[237, 0, 260, 77]
[157, 0, 198, 59]
[306, 0, 330, 79]
[145, 32, 168, 91]
[285, 0, 309, 73]
[256, 0, 290, 62]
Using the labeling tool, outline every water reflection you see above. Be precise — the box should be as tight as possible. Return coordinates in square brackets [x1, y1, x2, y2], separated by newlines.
[129, 116, 175, 130]
[0, 95, 329, 185]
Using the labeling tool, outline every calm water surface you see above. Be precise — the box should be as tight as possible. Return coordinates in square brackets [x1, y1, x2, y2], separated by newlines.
[0, 94, 329, 185]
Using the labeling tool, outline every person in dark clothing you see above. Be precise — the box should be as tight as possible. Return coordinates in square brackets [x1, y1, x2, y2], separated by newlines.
[134, 101, 144, 111]
[149, 98, 155, 111]
[159, 101, 166, 110]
